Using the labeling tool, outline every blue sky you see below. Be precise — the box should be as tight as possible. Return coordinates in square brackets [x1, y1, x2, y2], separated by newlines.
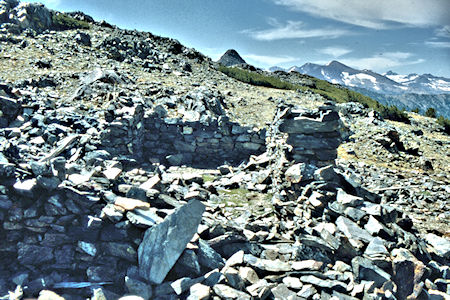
[31, 0, 450, 77]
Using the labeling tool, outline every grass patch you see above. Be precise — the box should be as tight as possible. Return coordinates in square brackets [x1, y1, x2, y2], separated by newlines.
[52, 13, 90, 30]
[218, 65, 297, 90]
[214, 188, 274, 217]
[201, 174, 216, 183]
[218, 65, 410, 123]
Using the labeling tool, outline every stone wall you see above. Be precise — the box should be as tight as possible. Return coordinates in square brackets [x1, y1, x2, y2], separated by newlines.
[100, 104, 267, 168]
[278, 104, 344, 166]
[0, 177, 145, 297]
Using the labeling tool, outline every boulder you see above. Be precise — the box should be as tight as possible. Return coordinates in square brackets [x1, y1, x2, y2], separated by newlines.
[13, 2, 53, 32]
[138, 200, 205, 284]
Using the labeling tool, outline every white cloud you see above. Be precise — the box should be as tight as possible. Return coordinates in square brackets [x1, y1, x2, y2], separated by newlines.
[243, 20, 351, 41]
[273, 0, 450, 29]
[435, 25, 450, 38]
[340, 52, 425, 71]
[425, 41, 450, 48]
[243, 54, 297, 66]
[318, 46, 352, 57]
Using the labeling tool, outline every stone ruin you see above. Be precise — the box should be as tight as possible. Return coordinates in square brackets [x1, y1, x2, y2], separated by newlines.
[1, 71, 449, 299]
[0, 5, 449, 296]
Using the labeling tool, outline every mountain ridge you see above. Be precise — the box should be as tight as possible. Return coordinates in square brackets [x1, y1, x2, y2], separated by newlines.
[271, 61, 450, 95]
[270, 60, 450, 117]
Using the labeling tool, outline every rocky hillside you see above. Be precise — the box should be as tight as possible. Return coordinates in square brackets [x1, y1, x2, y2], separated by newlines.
[0, 1, 449, 300]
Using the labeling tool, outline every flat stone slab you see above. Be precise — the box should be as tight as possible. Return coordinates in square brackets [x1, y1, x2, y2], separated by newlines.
[138, 199, 205, 284]
[279, 118, 340, 134]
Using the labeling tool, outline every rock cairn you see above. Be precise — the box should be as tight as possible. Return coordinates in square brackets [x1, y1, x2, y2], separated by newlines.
[278, 104, 344, 166]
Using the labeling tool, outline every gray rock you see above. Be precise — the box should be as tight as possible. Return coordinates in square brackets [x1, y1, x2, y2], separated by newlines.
[30, 161, 52, 177]
[18, 244, 53, 265]
[344, 207, 366, 222]
[218, 49, 247, 67]
[13, 179, 37, 197]
[425, 233, 450, 258]
[138, 200, 205, 284]
[243, 254, 292, 272]
[82, 68, 124, 85]
[187, 283, 211, 300]
[391, 248, 427, 299]
[172, 249, 202, 278]
[352, 257, 391, 288]
[103, 242, 137, 262]
[74, 32, 91, 46]
[364, 237, 389, 258]
[314, 165, 340, 182]
[84, 150, 111, 166]
[282, 277, 303, 290]
[285, 162, 315, 183]
[336, 189, 364, 207]
[13, 2, 52, 32]
[271, 283, 300, 299]
[125, 276, 152, 300]
[126, 208, 164, 228]
[171, 277, 204, 295]
[197, 239, 225, 270]
[86, 266, 116, 282]
[297, 284, 317, 299]
[279, 117, 340, 134]
[166, 153, 185, 165]
[213, 284, 251, 299]
[0, 95, 21, 126]
[299, 275, 347, 292]
[224, 268, 246, 290]
[239, 267, 260, 285]
[77, 241, 97, 256]
[50, 157, 66, 180]
[336, 216, 373, 243]
[0, 153, 15, 177]
[36, 175, 60, 190]
[0, 195, 12, 210]
[364, 215, 384, 235]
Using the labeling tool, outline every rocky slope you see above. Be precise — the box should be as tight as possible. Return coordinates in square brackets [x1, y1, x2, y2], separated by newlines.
[0, 1, 449, 300]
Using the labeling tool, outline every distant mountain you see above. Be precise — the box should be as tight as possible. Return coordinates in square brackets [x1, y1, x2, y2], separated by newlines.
[352, 87, 450, 118]
[278, 61, 450, 95]
[218, 49, 247, 67]
[270, 61, 450, 117]
[384, 72, 450, 94]
[269, 66, 286, 72]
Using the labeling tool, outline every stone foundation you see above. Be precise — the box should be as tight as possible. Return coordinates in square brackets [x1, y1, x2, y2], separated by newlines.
[100, 104, 267, 168]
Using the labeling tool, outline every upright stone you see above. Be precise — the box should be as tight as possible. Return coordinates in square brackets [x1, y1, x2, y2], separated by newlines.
[138, 200, 205, 284]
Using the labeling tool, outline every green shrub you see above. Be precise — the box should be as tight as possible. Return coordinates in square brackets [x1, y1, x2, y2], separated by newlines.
[437, 116, 450, 134]
[218, 66, 297, 90]
[412, 107, 420, 113]
[425, 107, 437, 118]
[379, 105, 410, 123]
[52, 13, 90, 30]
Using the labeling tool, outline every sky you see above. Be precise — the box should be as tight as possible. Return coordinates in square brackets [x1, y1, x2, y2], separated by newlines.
[30, 0, 450, 77]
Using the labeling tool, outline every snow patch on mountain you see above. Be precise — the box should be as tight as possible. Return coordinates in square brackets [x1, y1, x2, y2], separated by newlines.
[274, 61, 450, 95]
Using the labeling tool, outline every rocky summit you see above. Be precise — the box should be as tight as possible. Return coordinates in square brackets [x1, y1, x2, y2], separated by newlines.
[0, 1, 449, 300]
[217, 49, 247, 67]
